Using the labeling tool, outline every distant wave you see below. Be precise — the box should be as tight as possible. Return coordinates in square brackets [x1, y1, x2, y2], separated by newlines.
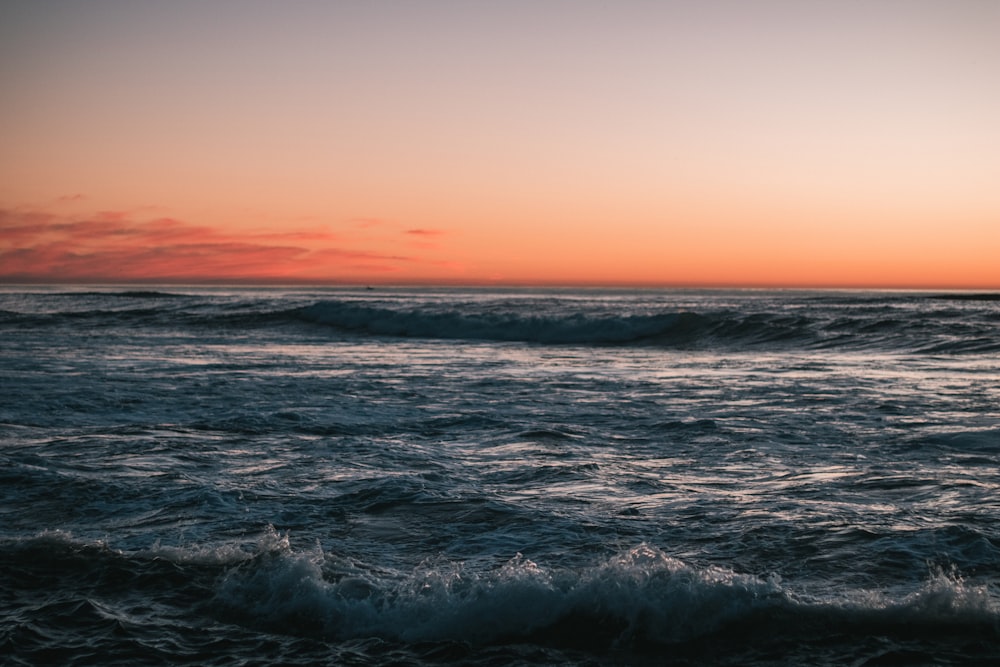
[2, 291, 997, 353]
[26, 289, 189, 299]
[294, 300, 1000, 353]
[111, 290, 188, 299]
[928, 293, 1000, 301]
[295, 300, 718, 345]
[911, 428, 1000, 453]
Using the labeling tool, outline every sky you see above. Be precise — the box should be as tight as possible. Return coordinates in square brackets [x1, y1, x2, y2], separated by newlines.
[2, 0, 999, 288]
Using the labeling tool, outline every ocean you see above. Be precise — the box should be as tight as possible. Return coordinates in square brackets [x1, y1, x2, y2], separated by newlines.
[1, 286, 998, 665]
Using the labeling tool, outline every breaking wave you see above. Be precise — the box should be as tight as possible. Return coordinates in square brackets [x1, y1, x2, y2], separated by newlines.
[210, 532, 1000, 649]
[4, 529, 999, 664]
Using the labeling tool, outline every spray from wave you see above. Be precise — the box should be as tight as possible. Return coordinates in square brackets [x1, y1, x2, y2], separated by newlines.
[211, 528, 1000, 649]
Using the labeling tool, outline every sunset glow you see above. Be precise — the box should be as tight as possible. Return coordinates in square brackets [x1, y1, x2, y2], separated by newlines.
[2, 1, 998, 288]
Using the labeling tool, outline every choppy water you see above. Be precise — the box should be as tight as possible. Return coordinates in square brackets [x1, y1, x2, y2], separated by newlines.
[1, 286, 999, 665]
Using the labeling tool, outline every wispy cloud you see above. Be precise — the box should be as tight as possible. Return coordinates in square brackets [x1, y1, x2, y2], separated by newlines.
[0, 207, 425, 283]
[404, 228, 446, 236]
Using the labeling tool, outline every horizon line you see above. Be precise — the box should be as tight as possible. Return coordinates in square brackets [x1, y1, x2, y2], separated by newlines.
[2, 277, 999, 292]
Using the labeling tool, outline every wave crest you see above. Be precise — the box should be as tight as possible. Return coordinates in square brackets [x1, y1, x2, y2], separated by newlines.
[213, 537, 999, 649]
[295, 301, 699, 345]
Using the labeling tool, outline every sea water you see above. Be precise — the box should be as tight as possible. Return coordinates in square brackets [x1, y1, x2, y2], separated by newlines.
[1, 287, 998, 665]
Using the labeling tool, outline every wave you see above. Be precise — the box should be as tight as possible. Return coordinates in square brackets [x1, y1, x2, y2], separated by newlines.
[295, 301, 724, 345]
[3, 530, 997, 664]
[294, 300, 1000, 353]
[910, 428, 1000, 454]
[2, 290, 998, 353]
[72, 289, 189, 299]
[211, 531, 1000, 650]
[928, 293, 1000, 301]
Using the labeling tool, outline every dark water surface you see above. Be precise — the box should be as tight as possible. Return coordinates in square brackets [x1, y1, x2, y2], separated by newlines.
[2, 287, 998, 665]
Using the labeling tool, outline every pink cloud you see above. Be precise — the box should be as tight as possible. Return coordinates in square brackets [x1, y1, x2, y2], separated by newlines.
[0, 206, 429, 283]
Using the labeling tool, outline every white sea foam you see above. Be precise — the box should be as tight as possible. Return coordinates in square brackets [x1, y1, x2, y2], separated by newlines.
[212, 535, 999, 646]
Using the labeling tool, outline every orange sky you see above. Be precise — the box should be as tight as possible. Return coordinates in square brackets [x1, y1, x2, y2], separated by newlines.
[2, 1, 999, 288]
